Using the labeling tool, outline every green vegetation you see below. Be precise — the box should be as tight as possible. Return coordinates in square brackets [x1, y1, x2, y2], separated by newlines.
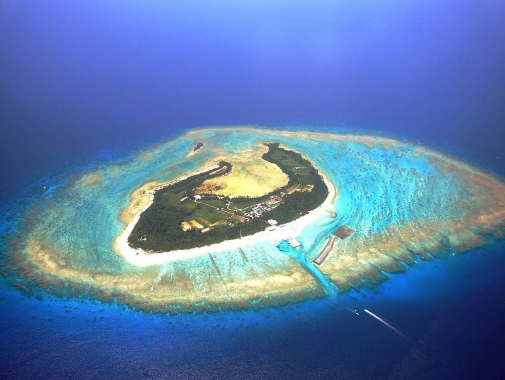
[128, 143, 328, 252]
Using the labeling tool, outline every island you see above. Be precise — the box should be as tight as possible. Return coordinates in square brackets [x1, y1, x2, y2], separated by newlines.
[3, 127, 505, 314]
[193, 142, 204, 152]
[128, 143, 328, 252]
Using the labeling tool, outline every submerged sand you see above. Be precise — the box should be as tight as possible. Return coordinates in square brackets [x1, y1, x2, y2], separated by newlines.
[4, 127, 505, 313]
[115, 170, 337, 266]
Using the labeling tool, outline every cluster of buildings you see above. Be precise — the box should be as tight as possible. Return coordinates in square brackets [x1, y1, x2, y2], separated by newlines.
[243, 204, 270, 220]
[181, 194, 284, 233]
[242, 195, 282, 221]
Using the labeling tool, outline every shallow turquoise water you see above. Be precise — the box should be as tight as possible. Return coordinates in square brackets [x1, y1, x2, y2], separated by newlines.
[1, 127, 505, 379]
[8, 129, 467, 281]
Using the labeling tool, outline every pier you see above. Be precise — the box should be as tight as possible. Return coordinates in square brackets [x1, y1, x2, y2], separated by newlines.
[333, 226, 354, 240]
[313, 237, 336, 265]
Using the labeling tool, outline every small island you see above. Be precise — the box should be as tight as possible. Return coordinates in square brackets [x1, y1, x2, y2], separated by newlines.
[128, 143, 329, 252]
[193, 142, 204, 152]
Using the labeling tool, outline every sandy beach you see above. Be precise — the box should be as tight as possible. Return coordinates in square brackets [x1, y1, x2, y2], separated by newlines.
[115, 164, 338, 267]
[116, 126, 505, 267]
[11, 127, 505, 315]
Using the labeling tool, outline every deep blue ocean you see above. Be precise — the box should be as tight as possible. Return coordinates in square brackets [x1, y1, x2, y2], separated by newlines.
[1, 1, 505, 379]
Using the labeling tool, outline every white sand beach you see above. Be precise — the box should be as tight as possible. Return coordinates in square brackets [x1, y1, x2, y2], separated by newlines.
[115, 168, 337, 267]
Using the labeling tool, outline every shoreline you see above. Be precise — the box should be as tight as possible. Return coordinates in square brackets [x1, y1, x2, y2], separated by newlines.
[190, 125, 505, 177]
[115, 166, 337, 267]
[8, 126, 505, 314]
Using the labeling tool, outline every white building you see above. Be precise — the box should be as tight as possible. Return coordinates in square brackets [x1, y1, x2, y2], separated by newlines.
[289, 238, 301, 248]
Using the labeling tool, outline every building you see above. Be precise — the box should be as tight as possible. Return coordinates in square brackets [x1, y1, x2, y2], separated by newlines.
[289, 238, 301, 248]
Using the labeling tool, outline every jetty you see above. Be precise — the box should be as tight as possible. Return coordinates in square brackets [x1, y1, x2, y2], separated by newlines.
[324, 208, 337, 218]
[313, 237, 336, 265]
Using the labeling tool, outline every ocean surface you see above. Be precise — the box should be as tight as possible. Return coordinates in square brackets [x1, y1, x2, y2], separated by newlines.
[1, 1, 505, 379]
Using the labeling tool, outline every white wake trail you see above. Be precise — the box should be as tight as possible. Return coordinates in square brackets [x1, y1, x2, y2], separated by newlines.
[364, 309, 411, 343]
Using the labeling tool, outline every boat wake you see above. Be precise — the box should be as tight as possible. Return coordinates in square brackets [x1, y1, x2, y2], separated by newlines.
[326, 301, 359, 316]
[364, 308, 437, 369]
[364, 309, 411, 343]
